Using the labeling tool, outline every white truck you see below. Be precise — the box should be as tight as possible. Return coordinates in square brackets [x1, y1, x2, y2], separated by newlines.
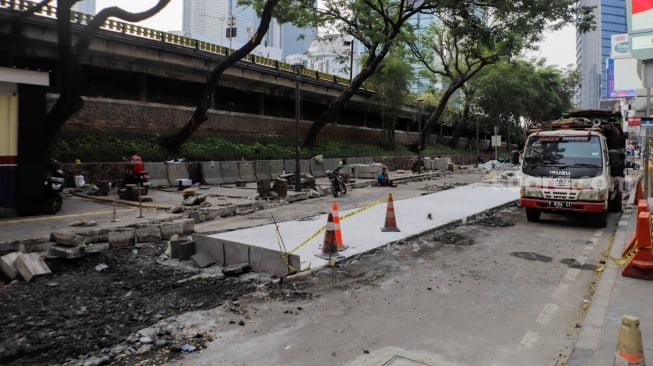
[519, 109, 626, 227]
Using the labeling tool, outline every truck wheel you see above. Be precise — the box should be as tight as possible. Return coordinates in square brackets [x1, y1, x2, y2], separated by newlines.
[526, 208, 541, 222]
[608, 191, 623, 212]
[594, 212, 608, 228]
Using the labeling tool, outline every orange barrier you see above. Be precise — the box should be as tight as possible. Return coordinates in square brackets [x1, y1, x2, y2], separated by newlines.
[613, 315, 645, 366]
[331, 202, 348, 251]
[622, 211, 653, 280]
[381, 193, 400, 232]
[623, 199, 649, 256]
[316, 213, 339, 260]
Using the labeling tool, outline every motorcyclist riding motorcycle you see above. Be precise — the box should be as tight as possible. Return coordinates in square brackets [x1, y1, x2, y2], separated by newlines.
[122, 152, 151, 195]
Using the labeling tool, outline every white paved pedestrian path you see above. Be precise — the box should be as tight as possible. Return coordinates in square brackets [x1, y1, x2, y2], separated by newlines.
[210, 182, 520, 271]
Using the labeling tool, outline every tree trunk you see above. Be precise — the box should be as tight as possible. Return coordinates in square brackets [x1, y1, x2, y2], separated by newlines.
[304, 46, 390, 148]
[160, 0, 278, 151]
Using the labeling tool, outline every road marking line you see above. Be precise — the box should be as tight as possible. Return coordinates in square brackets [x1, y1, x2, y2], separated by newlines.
[564, 268, 581, 282]
[552, 283, 570, 300]
[618, 220, 629, 226]
[536, 303, 559, 325]
[520, 331, 540, 348]
[0, 209, 135, 224]
[592, 229, 603, 238]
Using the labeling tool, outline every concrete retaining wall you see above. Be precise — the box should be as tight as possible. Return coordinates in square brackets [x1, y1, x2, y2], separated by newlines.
[201, 162, 224, 185]
[144, 163, 169, 188]
[254, 160, 272, 181]
[238, 161, 257, 182]
[166, 162, 190, 187]
[193, 234, 300, 276]
[269, 160, 284, 179]
[310, 159, 325, 178]
[220, 161, 240, 184]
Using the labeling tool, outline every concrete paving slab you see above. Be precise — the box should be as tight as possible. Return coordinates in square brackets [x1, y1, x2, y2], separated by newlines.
[15, 252, 51, 282]
[207, 182, 519, 272]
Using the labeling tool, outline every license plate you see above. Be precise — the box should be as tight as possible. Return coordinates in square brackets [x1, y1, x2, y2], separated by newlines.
[548, 200, 572, 209]
[554, 178, 571, 187]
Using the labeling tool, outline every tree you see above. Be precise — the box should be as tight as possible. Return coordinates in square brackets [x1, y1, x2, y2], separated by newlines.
[1, 0, 171, 214]
[364, 53, 413, 149]
[160, 0, 280, 150]
[262, 0, 431, 147]
[409, 1, 594, 151]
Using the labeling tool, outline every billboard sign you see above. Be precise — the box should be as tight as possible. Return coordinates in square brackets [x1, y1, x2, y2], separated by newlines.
[627, 0, 653, 60]
[612, 34, 632, 58]
[607, 59, 637, 98]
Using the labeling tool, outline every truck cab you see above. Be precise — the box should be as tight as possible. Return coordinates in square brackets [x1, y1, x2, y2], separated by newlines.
[519, 110, 625, 227]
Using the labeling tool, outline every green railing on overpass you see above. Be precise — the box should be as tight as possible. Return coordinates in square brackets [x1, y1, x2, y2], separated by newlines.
[0, 0, 361, 88]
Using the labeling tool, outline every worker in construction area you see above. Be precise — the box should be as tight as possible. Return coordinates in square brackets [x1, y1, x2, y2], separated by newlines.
[377, 167, 397, 187]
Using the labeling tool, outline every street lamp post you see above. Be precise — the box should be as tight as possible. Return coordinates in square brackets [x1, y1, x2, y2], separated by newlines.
[290, 60, 305, 192]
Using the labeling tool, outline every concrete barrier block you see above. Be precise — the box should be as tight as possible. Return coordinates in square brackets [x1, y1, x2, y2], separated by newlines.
[191, 252, 216, 268]
[201, 161, 225, 185]
[0, 252, 20, 279]
[160, 221, 184, 240]
[238, 161, 257, 182]
[15, 253, 51, 282]
[166, 162, 189, 187]
[323, 158, 342, 172]
[144, 162, 168, 188]
[249, 246, 300, 276]
[193, 234, 225, 266]
[284, 159, 311, 176]
[220, 161, 240, 184]
[179, 219, 195, 235]
[48, 244, 85, 259]
[170, 239, 195, 260]
[356, 164, 383, 179]
[310, 159, 326, 178]
[224, 241, 250, 265]
[269, 159, 284, 179]
[109, 228, 135, 248]
[254, 160, 273, 180]
[50, 232, 86, 247]
[135, 224, 162, 244]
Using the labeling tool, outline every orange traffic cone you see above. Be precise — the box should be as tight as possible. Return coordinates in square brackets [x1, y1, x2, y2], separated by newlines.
[623, 199, 649, 256]
[613, 315, 645, 366]
[634, 179, 644, 204]
[381, 193, 400, 232]
[622, 211, 653, 280]
[331, 202, 348, 251]
[316, 213, 340, 260]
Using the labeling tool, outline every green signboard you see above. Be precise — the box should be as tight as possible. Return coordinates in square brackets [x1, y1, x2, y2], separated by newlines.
[627, 0, 653, 60]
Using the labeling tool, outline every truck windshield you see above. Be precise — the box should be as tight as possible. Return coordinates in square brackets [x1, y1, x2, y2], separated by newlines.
[523, 135, 602, 167]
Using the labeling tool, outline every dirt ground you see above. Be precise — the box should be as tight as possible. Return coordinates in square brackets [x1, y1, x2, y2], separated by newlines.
[0, 167, 512, 366]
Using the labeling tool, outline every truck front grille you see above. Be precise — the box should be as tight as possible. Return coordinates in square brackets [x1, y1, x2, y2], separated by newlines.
[543, 190, 579, 200]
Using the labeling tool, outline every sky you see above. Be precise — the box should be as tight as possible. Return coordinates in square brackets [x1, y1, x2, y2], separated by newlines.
[94, 0, 577, 69]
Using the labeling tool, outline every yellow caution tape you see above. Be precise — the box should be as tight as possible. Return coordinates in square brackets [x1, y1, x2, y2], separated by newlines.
[289, 197, 387, 255]
[273, 222, 297, 273]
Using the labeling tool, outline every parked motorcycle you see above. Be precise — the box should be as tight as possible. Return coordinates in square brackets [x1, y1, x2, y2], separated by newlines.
[44, 158, 64, 214]
[327, 166, 347, 197]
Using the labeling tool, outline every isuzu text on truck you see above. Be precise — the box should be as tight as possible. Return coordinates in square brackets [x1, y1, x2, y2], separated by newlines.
[519, 110, 626, 227]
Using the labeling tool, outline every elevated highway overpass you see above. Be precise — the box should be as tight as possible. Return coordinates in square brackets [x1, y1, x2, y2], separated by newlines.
[0, 2, 417, 126]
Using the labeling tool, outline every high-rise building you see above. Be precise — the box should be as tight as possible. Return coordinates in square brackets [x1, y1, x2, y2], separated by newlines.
[577, 0, 627, 109]
[182, 0, 315, 61]
[72, 0, 95, 15]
